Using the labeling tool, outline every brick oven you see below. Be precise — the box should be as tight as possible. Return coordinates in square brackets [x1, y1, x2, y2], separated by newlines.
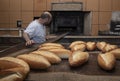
[50, 2, 92, 35]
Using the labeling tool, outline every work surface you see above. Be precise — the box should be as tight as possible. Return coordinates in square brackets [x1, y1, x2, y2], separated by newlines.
[25, 53, 120, 81]
[1, 36, 120, 81]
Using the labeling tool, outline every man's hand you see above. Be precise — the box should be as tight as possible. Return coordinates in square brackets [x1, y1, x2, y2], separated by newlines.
[26, 40, 35, 46]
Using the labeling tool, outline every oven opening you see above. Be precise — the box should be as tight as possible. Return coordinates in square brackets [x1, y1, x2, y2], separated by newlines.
[50, 11, 85, 35]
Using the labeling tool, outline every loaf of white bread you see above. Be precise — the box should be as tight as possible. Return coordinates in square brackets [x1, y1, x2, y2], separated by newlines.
[69, 50, 89, 67]
[38, 42, 71, 59]
[97, 53, 116, 70]
[39, 43, 64, 48]
[47, 48, 72, 59]
[86, 41, 96, 51]
[31, 50, 61, 64]
[17, 54, 51, 69]
[0, 57, 30, 81]
[0, 72, 23, 81]
[69, 41, 86, 51]
[38, 46, 64, 50]
[96, 41, 118, 52]
[109, 48, 120, 60]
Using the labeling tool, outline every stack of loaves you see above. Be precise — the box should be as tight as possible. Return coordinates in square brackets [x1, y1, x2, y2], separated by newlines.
[69, 41, 119, 70]
[0, 41, 120, 81]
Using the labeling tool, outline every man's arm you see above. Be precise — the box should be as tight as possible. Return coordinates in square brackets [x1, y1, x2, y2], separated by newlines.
[23, 32, 35, 46]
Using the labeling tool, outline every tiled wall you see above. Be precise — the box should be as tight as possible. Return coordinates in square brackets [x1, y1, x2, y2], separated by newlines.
[0, 0, 120, 36]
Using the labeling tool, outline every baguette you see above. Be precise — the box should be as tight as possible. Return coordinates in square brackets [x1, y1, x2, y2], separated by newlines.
[69, 51, 89, 67]
[38, 46, 64, 51]
[0, 72, 23, 81]
[71, 44, 86, 51]
[86, 42, 96, 51]
[109, 48, 120, 59]
[31, 50, 61, 64]
[0, 57, 30, 81]
[48, 48, 72, 59]
[17, 54, 51, 69]
[97, 42, 118, 52]
[97, 53, 116, 70]
[69, 41, 86, 48]
[39, 43, 64, 48]
[96, 42, 107, 51]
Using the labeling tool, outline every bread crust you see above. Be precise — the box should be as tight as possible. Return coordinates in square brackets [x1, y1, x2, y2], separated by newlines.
[0, 57, 30, 81]
[38, 46, 64, 51]
[109, 48, 120, 59]
[97, 53, 116, 70]
[31, 50, 61, 64]
[69, 41, 86, 48]
[69, 51, 89, 67]
[71, 44, 86, 51]
[48, 48, 72, 59]
[97, 42, 118, 52]
[17, 54, 51, 69]
[86, 42, 96, 51]
[0, 72, 23, 81]
[39, 43, 64, 48]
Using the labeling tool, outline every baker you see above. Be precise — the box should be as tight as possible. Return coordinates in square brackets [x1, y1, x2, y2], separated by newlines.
[23, 12, 52, 46]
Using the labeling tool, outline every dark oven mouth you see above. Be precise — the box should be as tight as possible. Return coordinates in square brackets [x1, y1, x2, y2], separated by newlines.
[50, 11, 84, 35]
[55, 16, 79, 32]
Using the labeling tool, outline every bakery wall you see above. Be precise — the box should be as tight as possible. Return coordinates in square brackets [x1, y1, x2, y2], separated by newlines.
[0, 0, 120, 36]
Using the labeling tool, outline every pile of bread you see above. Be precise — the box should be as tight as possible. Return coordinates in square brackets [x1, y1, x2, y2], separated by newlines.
[68, 41, 119, 70]
[0, 41, 120, 81]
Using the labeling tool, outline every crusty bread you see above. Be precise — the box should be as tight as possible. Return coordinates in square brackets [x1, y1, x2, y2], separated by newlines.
[0, 72, 23, 81]
[39, 43, 64, 48]
[97, 53, 116, 70]
[97, 42, 117, 52]
[71, 44, 86, 52]
[69, 51, 89, 67]
[31, 50, 61, 64]
[69, 41, 86, 48]
[0, 57, 30, 81]
[48, 48, 72, 59]
[86, 42, 96, 51]
[38, 46, 64, 51]
[109, 48, 120, 59]
[96, 42, 107, 51]
[103, 44, 117, 52]
[17, 54, 51, 69]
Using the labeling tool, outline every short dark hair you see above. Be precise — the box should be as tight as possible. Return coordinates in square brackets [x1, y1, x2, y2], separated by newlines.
[40, 12, 51, 19]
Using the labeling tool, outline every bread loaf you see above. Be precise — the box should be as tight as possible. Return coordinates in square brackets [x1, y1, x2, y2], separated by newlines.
[39, 43, 64, 48]
[0, 57, 30, 81]
[48, 48, 72, 59]
[38, 46, 64, 51]
[103, 44, 117, 52]
[97, 53, 116, 70]
[86, 42, 96, 51]
[97, 42, 117, 52]
[17, 54, 51, 69]
[96, 42, 107, 51]
[69, 41, 86, 48]
[0, 72, 23, 81]
[109, 48, 120, 59]
[69, 51, 89, 67]
[71, 44, 86, 51]
[31, 50, 61, 64]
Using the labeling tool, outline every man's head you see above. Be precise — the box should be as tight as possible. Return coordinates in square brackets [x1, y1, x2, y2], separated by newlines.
[40, 12, 52, 25]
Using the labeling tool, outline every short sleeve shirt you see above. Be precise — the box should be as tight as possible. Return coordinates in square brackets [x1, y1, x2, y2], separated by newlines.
[24, 20, 46, 43]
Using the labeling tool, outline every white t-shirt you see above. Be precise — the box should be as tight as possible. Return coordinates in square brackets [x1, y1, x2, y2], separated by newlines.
[24, 20, 46, 43]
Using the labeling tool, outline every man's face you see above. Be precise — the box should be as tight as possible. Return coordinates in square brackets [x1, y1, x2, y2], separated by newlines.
[43, 18, 51, 26]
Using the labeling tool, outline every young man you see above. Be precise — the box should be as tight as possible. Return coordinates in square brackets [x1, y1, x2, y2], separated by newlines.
[23, 12, 52, 46]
